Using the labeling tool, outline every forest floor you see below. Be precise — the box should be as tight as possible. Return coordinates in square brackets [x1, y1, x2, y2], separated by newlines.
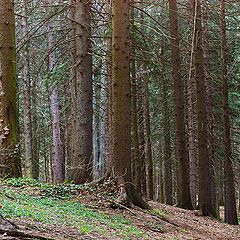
[0, 178, 239, 240]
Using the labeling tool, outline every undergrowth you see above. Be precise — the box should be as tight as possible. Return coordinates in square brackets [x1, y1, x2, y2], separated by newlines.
[151, 208, 171, 218]
[0, 177, 146, 239]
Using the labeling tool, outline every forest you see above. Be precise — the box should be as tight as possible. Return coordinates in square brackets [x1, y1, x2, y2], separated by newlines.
[0, 0, 239, 239]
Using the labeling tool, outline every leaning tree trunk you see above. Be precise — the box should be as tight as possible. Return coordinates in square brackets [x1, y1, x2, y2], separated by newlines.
[220, 0, 238, 225]
[0, 0, 22, 178]
[169, 0, 192, 209]
[69, 0, 93, 184]
[193, 0, 216, 217]
[110, 0, 148, 209]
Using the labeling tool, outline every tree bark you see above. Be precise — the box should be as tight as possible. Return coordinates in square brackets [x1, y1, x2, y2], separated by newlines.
[46, 0, 64, 184]
[110, 0, 148, 209]
[21, 1, 34, 178]
[193, 0, 216, 217]
[161, 43, 173, 205]
[69, 0, 93, 184]
[105, 35, 112, 174]
[187, 74, 197, 209]
[0, 0, 22, 177]
[143, 65, 154, 200]
[93, 65, 101, 179]
[220, 0, 238, 225]
[169, 0, 192, 209]
[138, 77, 147, 197]
[131, 23, 142, 193]
[187, 0, 197, 210]
[202, 1, 217, 217]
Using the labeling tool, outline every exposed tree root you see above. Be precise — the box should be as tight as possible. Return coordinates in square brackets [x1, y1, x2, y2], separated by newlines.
[109, 200, 137, 215]
[0, 213, 19, 229]
[113, 177, 150, 210]
[85, 174, 150, 210]
[0, 228, 53, 240]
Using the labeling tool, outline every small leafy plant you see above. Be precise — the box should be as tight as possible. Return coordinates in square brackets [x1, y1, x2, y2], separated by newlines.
[0, 178, 145, 239]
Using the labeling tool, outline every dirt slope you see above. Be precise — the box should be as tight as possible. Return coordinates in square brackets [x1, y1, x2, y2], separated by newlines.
[0, 179, 239, 240]
[2, 201, 239, 240]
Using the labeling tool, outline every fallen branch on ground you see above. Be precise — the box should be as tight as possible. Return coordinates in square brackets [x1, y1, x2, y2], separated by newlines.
[0, 227, 54, 240]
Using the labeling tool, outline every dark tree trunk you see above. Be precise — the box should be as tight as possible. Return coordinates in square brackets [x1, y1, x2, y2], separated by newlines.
[220, 0, 238, 225]
[0, 0, 22, 178]
[160, 43, 173, 205]
[193, 0, 216, 217]
[110, 0, 148, 209]
[202, 1, 217, 217]
[137, 70, 147, 197]
[143, 66, 154, 200]
[131, 42, 142, 194]
[187, 0, 197, 210]
[169, 0, 192, 209]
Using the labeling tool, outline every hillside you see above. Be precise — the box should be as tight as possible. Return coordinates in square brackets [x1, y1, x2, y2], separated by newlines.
[0, 178, 239, 240]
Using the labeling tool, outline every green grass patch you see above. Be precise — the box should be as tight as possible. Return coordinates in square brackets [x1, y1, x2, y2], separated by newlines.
[151, 208, 171, 218]
[0, 178, 146, 239]
[0, 177, 47, 188]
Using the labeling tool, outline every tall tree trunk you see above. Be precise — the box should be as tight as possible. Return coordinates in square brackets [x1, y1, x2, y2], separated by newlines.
[169, 0, 192, 209]
[143, 66, 154, 200]
[193, 0, 216, 217]
[46, 0, 64, 183]
[110, 0, 148, 209]
[159, 156, 165, 203]
[31, 75, 39, 179]
[66, 0, 76, 180]
[220, 0, 238, 225]
[69, 0, 93, 183]
[202, 1, 217, 217]
[43, 133, 49, 182]
[21, 1, 34, 178]
[93, 67, 101, 179]
[31, 41, 40, 179]
[104, 1, 112, 173]
[161, 43, 173, 205]
[138, 79, 147, 197]
[0, 0, 22, 177]
[187, 0, 197, 210]
[187, 73, 197, 209]
[105, 36, 112, 174]
[238, 184, 240, 212]
[131, 30, 141, 193]
[137, 2, 147, 198]
[98, 77, 106, 177]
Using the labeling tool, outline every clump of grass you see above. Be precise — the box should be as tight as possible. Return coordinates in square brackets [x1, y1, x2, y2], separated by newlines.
[151, 208, 171, 218]
[0, 177, 96, 199]
[40, 184, 80, 199]
[79, 224, 92, 234]
[0, 177, 47, 188]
